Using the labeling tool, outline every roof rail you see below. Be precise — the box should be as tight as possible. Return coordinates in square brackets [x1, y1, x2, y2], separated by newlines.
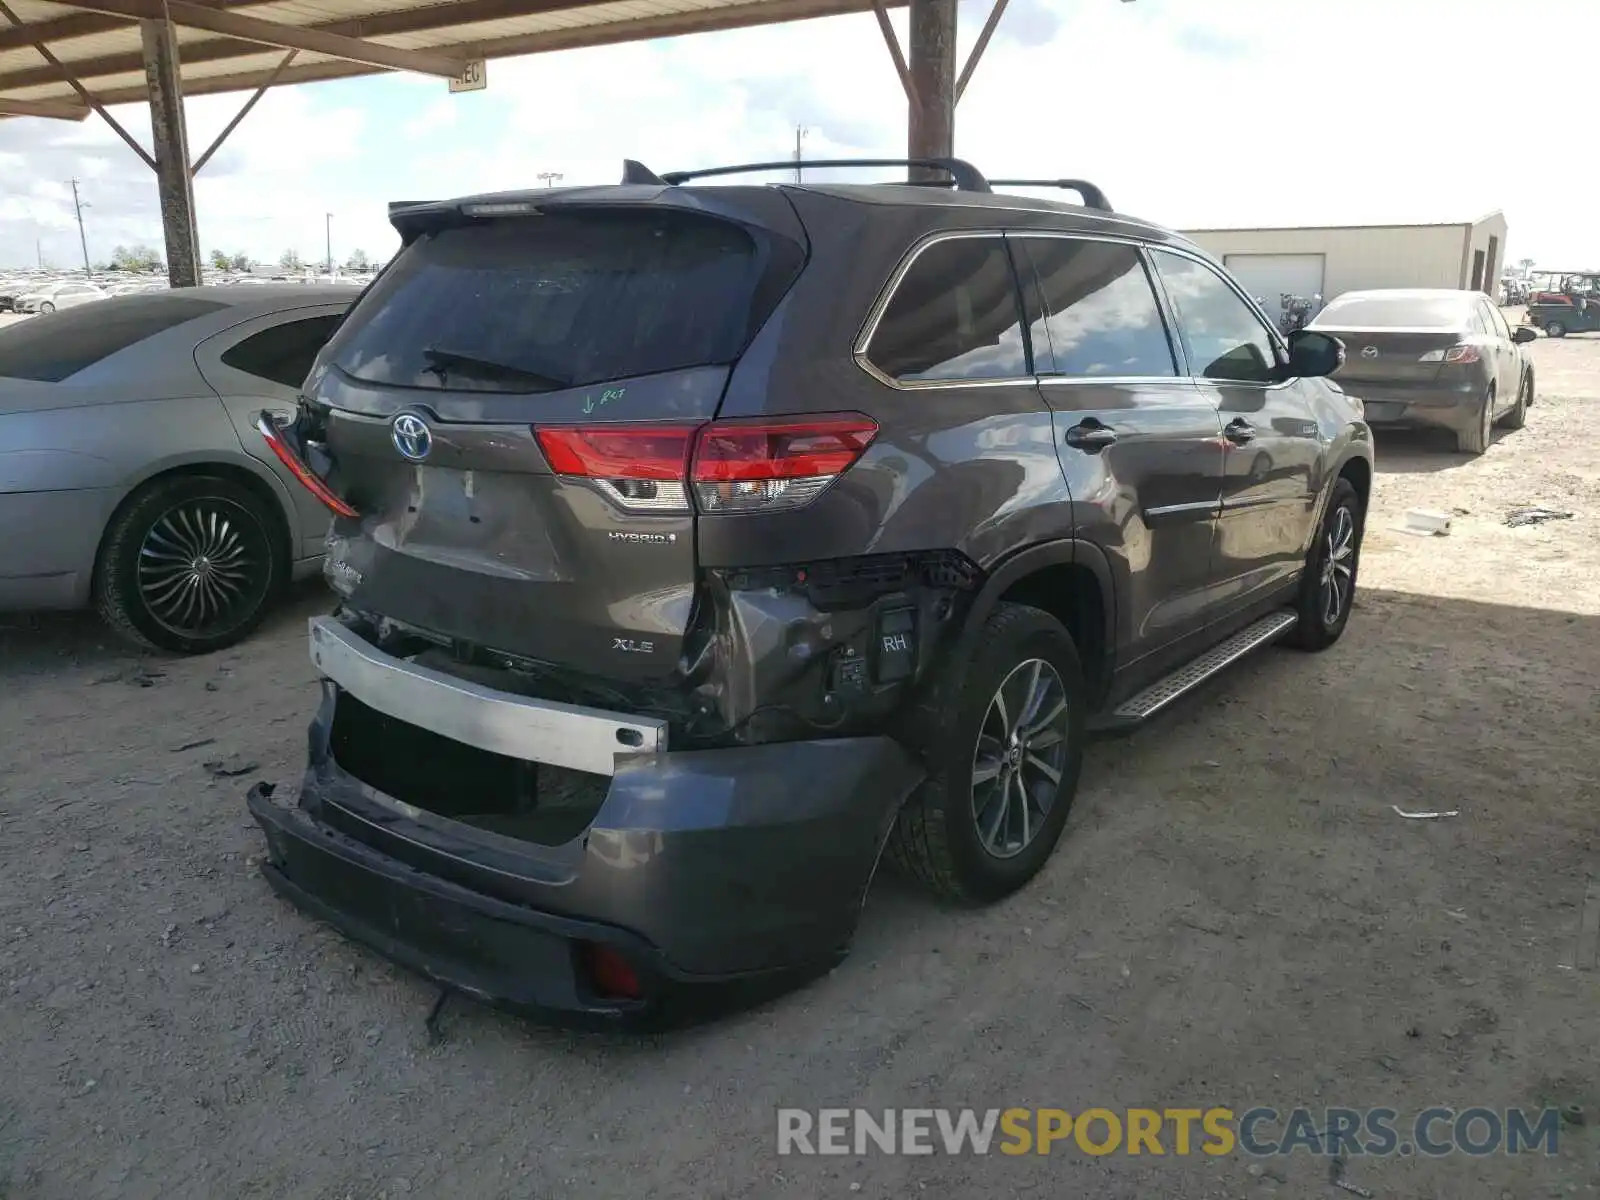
[657, 157, 992, 193]
[988, 179, 1112, 212]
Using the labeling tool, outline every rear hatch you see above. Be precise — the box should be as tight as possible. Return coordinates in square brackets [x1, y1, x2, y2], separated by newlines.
[1310, 294, 1473, 386]
[303, 196, 808, 681]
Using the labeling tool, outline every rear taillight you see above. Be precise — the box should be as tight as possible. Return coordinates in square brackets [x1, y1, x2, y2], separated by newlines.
[535, 425, 694, 512]
[692, 415, 878, 513]
[1419, 345, 1480, 364]
[254, 412, 358, 518]
[534, 414, 878, 515]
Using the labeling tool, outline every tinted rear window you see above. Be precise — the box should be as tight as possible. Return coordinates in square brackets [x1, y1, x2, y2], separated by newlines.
[0, 295, 226, 382]
[326, 211, 788, 394]
[1312, 296, 1471, 329]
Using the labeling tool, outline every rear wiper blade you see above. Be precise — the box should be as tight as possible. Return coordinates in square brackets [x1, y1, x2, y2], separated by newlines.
[419, 347, 569, 390]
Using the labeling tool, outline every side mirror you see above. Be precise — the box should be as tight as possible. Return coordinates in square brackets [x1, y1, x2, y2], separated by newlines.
[1287, 329, 1345, 378]
[1512, 325, 1538, 345]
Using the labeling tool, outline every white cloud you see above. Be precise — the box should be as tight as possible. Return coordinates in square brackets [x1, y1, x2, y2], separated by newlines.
[3, 0, 1598, 267]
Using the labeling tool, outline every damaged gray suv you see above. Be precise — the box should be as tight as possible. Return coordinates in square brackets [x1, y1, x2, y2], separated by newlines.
[250, 157, 1373, 1024]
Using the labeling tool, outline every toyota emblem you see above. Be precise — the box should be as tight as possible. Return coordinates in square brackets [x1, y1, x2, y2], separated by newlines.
[391, 412, 433, 462]
[1360, 345, 1380, 359]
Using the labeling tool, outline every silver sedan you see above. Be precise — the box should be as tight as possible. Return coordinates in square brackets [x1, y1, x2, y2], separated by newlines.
[0, 284, 359, 653]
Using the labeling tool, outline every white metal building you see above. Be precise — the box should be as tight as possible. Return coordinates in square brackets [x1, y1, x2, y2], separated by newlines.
[1180, 212, 1509, 327]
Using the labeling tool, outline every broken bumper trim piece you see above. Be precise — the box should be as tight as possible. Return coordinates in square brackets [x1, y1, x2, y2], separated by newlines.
[308, 615, 666, 776]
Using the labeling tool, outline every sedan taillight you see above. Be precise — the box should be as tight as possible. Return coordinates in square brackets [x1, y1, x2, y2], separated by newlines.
[1418, 345, 1481, 364]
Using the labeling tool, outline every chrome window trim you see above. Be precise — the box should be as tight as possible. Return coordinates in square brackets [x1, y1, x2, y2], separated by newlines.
[854, 227, 1173, 393]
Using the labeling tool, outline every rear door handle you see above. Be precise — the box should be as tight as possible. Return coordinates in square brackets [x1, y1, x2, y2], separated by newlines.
[1224, 419, 1256, 445]
[1065, 421, 1118, 451]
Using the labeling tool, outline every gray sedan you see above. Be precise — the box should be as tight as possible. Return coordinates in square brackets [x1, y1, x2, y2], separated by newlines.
[0, 284, 359, 652]
[1308, 288, 1537, 454]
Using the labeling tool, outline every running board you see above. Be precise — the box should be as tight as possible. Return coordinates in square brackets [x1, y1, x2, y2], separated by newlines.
[1095, 611, 1299, 730]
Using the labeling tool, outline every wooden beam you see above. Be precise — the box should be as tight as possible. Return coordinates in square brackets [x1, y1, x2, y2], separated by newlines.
[0, 0, 272, 53]
[954, 0, 1007, 103]
[0, 0, 154, 164]
[62, 0, 910, 106]
[55, 0, 471, 77]
[906, 0, 955, 172]
[0, 94, 90, 119]
[191, 47, 295, 174]
[0, 0, 624, 91]
[871, 0, 914, 103]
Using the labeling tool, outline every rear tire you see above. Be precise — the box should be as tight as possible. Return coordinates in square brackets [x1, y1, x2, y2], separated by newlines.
[1286, 478, 1363, 652]
[38, 301, 55, 314]
[95, 474, 286, 654]
[1455, 386, 1495, 455]
[1545, 320, 1566, 338]
[1497, 374, 1530, 430]
[886, 603, 1087, 904]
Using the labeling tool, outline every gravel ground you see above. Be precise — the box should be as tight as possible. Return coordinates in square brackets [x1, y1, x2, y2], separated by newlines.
[2, 333, 1597, 1200]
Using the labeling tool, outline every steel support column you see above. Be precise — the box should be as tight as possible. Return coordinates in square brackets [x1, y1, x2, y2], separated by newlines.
[140, 16, 201, 287]
[906, 0, 955, 173]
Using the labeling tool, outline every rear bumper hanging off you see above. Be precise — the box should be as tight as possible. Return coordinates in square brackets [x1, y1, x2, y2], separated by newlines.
[249, 621, 925, 1025]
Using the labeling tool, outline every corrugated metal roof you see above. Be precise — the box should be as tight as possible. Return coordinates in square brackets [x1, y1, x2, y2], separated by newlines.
[2, 0, 897, 114]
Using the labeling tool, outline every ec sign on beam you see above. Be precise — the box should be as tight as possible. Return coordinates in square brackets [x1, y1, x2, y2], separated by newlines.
[449, 59, 487, 93]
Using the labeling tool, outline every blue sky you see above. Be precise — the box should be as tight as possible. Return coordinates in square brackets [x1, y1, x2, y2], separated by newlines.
[3, 0, 1598, 270]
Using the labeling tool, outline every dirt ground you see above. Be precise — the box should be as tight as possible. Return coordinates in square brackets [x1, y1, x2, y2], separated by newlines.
[2, 332, 1598, 1200]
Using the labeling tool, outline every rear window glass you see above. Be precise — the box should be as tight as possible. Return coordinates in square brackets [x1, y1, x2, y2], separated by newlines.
[325, 211, 783, 393]
[0, 295, 226, 383]
[1312, 296, 1471, 329]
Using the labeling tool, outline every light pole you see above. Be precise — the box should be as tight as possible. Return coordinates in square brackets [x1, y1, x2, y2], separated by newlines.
[70, 179, 91, 275]
[324, 213, 334, 274]
[537, 171, 564, 188]
[794, 125, 809, 183]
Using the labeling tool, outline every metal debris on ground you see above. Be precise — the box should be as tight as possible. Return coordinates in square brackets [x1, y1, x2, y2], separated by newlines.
[203, 757, 260, 778]
[1504, 506, 1574, 528]
[1392, 805, 1459, 820]
[1329, 1156, 1375, 1198]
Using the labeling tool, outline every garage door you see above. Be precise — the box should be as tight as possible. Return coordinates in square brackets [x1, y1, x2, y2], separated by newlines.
[1221, 253, 1327, 329]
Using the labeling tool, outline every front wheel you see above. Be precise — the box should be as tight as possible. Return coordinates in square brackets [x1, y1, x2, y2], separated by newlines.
[1287, 477, 1363, 652]
[95, 474, 285, 654]
[886, 603, 1087, 903]
[1545, 320, 1567, 338]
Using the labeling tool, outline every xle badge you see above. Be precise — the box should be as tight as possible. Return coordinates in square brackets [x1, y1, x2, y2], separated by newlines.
[613, 638, 655, 654]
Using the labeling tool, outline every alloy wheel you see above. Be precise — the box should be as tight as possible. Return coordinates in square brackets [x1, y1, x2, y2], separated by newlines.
[1319, 504, 1356, 626]
[970, 658, 1072, 859]
[136, 498, 271, 638]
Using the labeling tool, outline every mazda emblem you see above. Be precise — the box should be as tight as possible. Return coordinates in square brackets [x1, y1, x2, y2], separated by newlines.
[1361, 345, 1380, 359]
[391, 412, 433, 462]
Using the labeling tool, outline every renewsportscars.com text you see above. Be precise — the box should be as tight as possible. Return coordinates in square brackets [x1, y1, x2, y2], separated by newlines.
[777, 1107, 1562, 1158]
